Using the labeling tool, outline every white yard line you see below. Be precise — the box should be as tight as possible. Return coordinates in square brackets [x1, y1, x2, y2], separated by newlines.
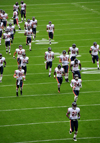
[0, 1, 100, 7]
[14, 136, 100, 143]
[0, 90, 100, 98]
[0, 119, 100, 128]
[0, 104, 100, 112]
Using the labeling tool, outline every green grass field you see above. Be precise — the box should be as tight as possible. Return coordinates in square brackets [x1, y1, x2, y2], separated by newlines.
[0, 0, 100, 143]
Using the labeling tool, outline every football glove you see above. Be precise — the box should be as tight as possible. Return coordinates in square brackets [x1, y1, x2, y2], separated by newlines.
[4, 65, 6, 67]
[13, 56, 16, 59]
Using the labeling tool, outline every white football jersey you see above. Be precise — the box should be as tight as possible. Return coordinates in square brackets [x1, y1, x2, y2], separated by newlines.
[1, 13, 8, 21]
[70, 79, 82, 90]
[47, 24, 54, 32]
[25, 22, 32, 29]
[7, 25, 15, 34]
[0, 22, 3, 31]
[14, 69, 24, 80]
[71, 60, 80, 71]
[25, 29, 32, 37]
[13, 5, 19, 12]
[31, 19, 37, 28]
[67, 107, 80, 120]
[15, 49, 25, 58]
[0, 57, 5, 67]
[20, 56, 29, 67]
[3, 33, 11, 41]
[45, 51, 54, 62]
[21, 3, 26, 10]
[69, 47, 78, 58]
[90, 45, 99, 55]
[13, 11, 18, 19]
[54, 67, 64, 77]
[59, 54, 69, 66]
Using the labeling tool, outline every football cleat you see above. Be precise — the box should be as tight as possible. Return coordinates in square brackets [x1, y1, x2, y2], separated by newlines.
[69, 131, 72, 134]
[73, 137, 77, 141]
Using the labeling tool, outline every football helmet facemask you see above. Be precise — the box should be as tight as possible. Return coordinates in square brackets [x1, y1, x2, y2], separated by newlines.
[72, 102, 77, 109]
[72, 44, 76, 48]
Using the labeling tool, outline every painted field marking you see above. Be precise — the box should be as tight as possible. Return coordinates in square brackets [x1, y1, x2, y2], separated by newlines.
[0, 90, 100, 98]
[14, 136, 100, 143]
[0, 119, 100, 128]
[0, 104, 100, 112]
[32, 38, 58, 45]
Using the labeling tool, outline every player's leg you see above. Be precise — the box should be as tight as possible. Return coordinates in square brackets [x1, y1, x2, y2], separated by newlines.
[96, 56, 99, 70]
[8, 41, 11, 55]
[5, 41, 8, 54]
[56, 77, 60, 93]
[17, 58, 20, 65]
[16, 18, 21, 30]
[29, 38, 32, 51]
[0, 31, 2, 45]
[73, 90, 79, 102]
[70, 120, 74, 134]
[21, 10, 23, 22]
[24, 11, 26, 22]
[73, 120, 78, 141]
[0, 66, 3, 82]
[20, 80, 23, 95]
[49, 62, 52, 77]
[64, 65, 69, 82]
[49, 32, 51, 45]
[16, 80, 19, 96]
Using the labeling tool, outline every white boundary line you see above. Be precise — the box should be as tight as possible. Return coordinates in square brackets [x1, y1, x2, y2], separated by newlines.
[0, 104, 100, 112]
[0, 90, 100, 98]
[0, 119, 100, 128]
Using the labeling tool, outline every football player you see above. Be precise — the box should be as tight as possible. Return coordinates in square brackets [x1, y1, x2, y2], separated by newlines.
[0, 53, 6, 82]
[24, 19, 31, 30]
[70, 58, 81, 79]
[68, 44, 79, 61]
[13, 2, 20, 15]
[0, 19, 4, 45]
[20, 53, 29, 79]
[54, 64, 65, 93]
[3, 28, 11, 55]
[7, 23, 15, 43]
[44, 47, 54, 77]
[31, 16, 37, 40]
[70, 74, 82, 102]
[12, 9, 21, 30]
[59, 50, 69, 82]
[13, 65, 25, 96]
[0, 9, 3, 22]
[89, 42, 100, 70]
[1, 11, 8, 31]
[66, 102, 80, 141]
[13, 45, 25, 65]
[24, 26, 33, 51]
[20, 1, 26, 22]
[46, 21, 55, 45]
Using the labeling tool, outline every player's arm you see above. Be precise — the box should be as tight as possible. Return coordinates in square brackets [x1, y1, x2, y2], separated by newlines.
[53, 27, 55, 33]
[54, 70, 56, 78]
[77, 49, 79, 55]
[24, 31, 27, 36]
[68, 48, 70, 55]
[59, 58, 62, 63]
[6, 15, 8, 19]
[89, 47, 92, 55]
[24, 24, 26, 30]
[44, 53, 47, 60]
[46, 27, 48, 32]
[77, 112, 80, 119]
[66, 111, 70, 119]
[4, 60, 6, 67]
[13, 51, 17, 58]
[79, 63, 81, 70]
[62, 70, 65, 76]
[52, 55, 54, 60]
